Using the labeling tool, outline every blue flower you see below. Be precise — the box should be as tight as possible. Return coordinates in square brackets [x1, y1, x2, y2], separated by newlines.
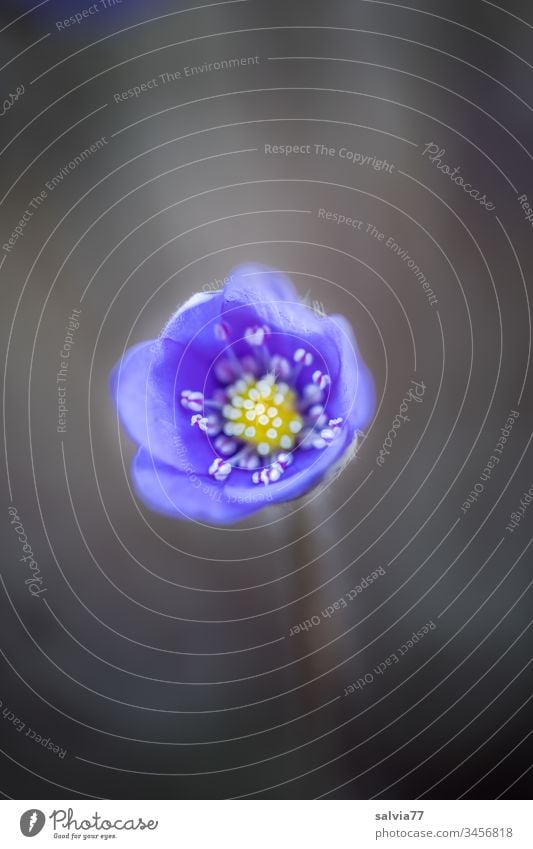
[110, 264, 375, 524]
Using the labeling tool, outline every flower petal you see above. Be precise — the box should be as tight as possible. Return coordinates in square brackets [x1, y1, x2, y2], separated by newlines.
[161, 290, 225, 353]
[132, 449, 268, 524]
[110, 338, 218, 471]
[326, 315, 376, 432]
[222, 263, 311, 338]
[223, 263, 299, 306]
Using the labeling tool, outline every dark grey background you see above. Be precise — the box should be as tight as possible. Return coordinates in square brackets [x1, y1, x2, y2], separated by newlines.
[0, 0, 532, 798]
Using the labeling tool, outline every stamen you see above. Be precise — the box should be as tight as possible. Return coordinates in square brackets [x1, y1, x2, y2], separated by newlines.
[270, 355, 291, 379]
[252, 451, 293, 485]
[306, 403, 322, 417]
[298, 427, 326, 450]
[208, 458, 232, 481]
[312, 370, 331, 391]
[214, 359, 239, 384]
[240, 355, 260, 376]
[320, 417, 343, 444]
[190, 413, 221, 436]
[212, 388, 228, 405]
[223, 404, 242, 420]
[223, 422, 243, 437]
[227, 445, 259, 470]
[219, 341, 245, 379]
[304, 406, 327, 433]
[237, 449, 260, 470]
[244, 325, 270, 346]
[252, 468, 278, 485]
[300, 384, 323, 407]
[244, 325, 271, 371]
[214, 321, 231, 341]
[214, 435, 239, 455]
[228, 377, 252, 397]
[181, 390, 203, 412]
[294, 348, 314, 366]
[276, 452, 293, 469]
[190, 414, 209, 432]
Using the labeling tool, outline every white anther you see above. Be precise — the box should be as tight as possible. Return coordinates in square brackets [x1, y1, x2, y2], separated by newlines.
[319, 417, 343, 444]
[208, 458, 232, 480]
[294, 348, 314, 366]
[244, 325, 270, 346]
[181, 390, 203, 412]
[252, 469, 268, 485]
[190, 414, 209, 432]
[252, 453, 291, 485]
[312, 370, 331, 390]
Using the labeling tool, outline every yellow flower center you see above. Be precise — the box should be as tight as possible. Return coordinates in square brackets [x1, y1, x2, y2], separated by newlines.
[222, 373, 303, 455]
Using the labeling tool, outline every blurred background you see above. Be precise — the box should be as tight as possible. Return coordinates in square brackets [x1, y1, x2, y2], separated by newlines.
[1, 0, 532, 799]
